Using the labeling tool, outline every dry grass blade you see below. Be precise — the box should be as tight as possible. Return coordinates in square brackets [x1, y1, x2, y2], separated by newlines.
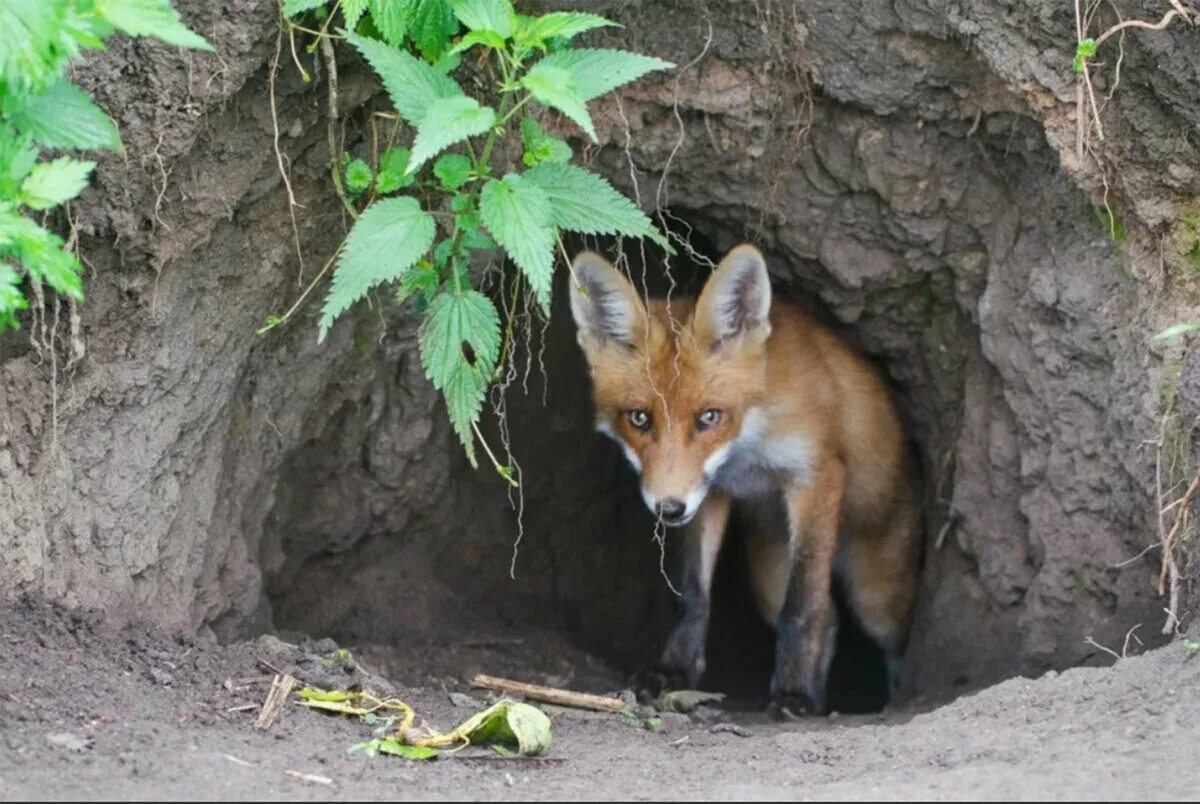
[255, 673, 297, 729]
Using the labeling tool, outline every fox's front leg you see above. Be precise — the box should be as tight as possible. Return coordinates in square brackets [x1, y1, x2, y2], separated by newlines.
[635, 492, 731, 701]
[771, 459, 844, 718]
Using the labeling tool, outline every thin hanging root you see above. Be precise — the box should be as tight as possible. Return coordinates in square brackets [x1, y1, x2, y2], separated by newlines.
[269, 29, 306, 285]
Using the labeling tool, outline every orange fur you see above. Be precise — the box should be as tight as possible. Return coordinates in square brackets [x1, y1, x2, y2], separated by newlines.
[570, 245, 920, 713]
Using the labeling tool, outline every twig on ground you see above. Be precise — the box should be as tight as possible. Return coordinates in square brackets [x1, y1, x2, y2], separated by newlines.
[255, 673, 297, 729]
[470, 674, 626, 713]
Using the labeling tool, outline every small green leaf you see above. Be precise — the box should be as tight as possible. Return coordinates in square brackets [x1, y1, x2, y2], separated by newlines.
[520, 63, 595, 141]
[408, 96, 495, 173]
[449, 0, 513, 38]
[95, 0, 214, 51]
[342, 0, 368, 30]
[375, 148, 414, 194]
[516, 12, 619, 47]
[367, 0, 407, 45]
[283, 0, 328, 16]
[0, 263, 27, 332]
[19, 157, 96, 210]
[479, 174, 556, 310]
[523, 162, 668, 249]
[344, 30, 463, 125]
[1152, 322, 1200, 342]
[529, 48, 673, 101]
[0, 211, 84, 299]
[408, 0, 460, 62]
[8, 78, 122, 151]
[1073, 38, 1097, 73]
[376, 739, 439, 760]
[296, 687, 358, 703]
[450, 29, 507, 54]
[319, 197, 437, 341]
[344, 158, 373, 194]
[519, 117, 572, 166]
[433, 153, 472, 189]
[398, 260, 442, 303]
[0, 130, 38, 197]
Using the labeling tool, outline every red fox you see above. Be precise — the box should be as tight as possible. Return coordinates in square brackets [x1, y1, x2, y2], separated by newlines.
[568, 244, 921, 716]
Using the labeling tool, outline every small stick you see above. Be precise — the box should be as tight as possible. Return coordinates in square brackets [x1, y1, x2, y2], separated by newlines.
[284, 769, 333, 786]
[470, 674, 627, 713]
[255, 673, 297, 729]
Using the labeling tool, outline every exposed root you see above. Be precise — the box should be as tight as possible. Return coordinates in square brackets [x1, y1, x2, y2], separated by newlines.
[269, 29, 307, 285]
[319, 34, 358, 221]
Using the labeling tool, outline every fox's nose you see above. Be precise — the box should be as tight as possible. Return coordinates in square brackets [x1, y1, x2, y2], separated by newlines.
[656, 499, 687, 524]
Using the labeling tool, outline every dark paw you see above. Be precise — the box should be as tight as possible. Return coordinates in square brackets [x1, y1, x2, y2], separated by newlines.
[767, 692, 820, 721]
[631, 667, 687, 705]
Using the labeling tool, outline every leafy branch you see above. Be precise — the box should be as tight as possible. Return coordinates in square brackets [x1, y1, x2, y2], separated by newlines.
[267, 0, 674, 470]
[0, 0, 212, 332]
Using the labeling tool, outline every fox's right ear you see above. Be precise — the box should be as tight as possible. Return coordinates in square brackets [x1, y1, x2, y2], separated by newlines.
[569, 252, 646, 352]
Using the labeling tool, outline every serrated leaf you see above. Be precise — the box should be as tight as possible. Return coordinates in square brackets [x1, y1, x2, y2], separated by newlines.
[95, 0, 214, 51]
[409, 0, 460, 61]
[517, 12, 618, 46]
[344, 158, 372, 193]
[522, 162, 667, 249]
[0, 130, 38, 197]
[450, 29, 507, 54]
[0, 211, 84, 298]
[433, 153, 472, 189]
[8, 78, 122, 151]
[344, 30, 462, 124]
[531, 48, 673, 101]
[375, 148, 413, 194]
[319, 197, 436, 341]
[367, 0, 407, 46]
[419, 289, 501, 462]
[283, 0, 328, 16]
[479, 174, 555, 310]
[0, 263, 27, 332]
[449, 0, 513, 38]
[342, 0, 368, 30]
[20, 157, 95, 210]
[520, 63, 595, 141]
[519, 117, 571, 166]
[408, 96, 495, 173]
[398, 260, 441, 302]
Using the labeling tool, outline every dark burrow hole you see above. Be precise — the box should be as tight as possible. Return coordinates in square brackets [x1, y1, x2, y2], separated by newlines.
[262, 215, 923, 716]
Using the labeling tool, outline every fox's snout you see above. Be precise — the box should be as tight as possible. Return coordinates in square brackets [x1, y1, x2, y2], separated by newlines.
[640, 487, 703, 527]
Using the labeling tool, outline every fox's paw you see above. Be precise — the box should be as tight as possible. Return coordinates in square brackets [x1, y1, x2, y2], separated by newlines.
[766, 692, 820, 721]
[631, 667, 687, 705]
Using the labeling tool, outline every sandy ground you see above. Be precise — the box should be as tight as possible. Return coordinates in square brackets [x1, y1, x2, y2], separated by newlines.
[1, 599, 1197, 801]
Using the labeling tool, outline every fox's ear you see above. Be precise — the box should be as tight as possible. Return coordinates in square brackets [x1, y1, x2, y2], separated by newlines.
[569, 252, 646, 351]
[695, 244, 772, 352]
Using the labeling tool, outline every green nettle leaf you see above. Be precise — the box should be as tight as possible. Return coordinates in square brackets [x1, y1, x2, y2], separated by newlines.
[0, 264, 27, 330]
[523, 162, 668, 248]
[318, 197, 437, 341]
[95, 0, 215, 51]
[367, 0, 407, 46]
[375, 147, 413, 194]
[0, 0, 85, 98]
[408, 0, 460, 61]
[520, 63, 595, 141]
[530, 48, 673, 101]
[344, 30, 462, 125]
[450, 30, 508, 54]
[449, 0, 514, 38]
[7, 78, 122, 151]
[0, 132, 39, 197]
[516, 12, 619, 46]
[457, 212, 496, 249]
[283, 0, 329, 16]
[408, 96, 495, 173]
[344, 158, 372, 193]
[19, 157, 96, 210]
[341, 0, 368, 30]
[419, 289, 501, 462]
[479, 174, 555, 310]
[433, 153, 472, 189]
[519, 117, 571, 166]
[0, 211, 84, 298]
[398, 260, 441, 303]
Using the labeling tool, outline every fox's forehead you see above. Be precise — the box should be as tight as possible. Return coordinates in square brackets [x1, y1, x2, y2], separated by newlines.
[590, 301, 760, 413]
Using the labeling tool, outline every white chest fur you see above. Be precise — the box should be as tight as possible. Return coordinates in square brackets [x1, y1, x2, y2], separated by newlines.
[706, 407, 814, 499]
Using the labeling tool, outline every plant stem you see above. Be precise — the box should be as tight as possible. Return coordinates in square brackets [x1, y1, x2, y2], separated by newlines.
[473, 420, 519, 487]
[319, 34, 359, 221]
[257, 240, 345, 335]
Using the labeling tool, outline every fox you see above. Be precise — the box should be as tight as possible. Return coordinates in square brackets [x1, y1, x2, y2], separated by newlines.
[568, 243, 921, 717]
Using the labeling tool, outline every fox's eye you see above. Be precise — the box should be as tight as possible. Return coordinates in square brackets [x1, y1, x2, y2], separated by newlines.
[697, 409, 723, 430]
[628, 409, 652, 432]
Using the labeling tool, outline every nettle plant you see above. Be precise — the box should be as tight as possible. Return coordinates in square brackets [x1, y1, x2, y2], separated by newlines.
[278, 0, 674, 473]
[0, 0, 211, 331]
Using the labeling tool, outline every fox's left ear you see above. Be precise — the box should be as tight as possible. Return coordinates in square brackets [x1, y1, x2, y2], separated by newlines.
[695, 244, 772, 352]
